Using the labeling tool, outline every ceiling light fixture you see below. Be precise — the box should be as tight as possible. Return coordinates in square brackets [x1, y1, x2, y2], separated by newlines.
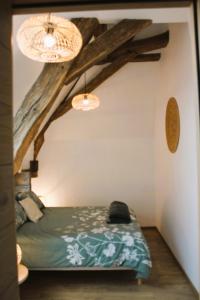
[17, 14, 82, 63]
[72, 73, 100, 111]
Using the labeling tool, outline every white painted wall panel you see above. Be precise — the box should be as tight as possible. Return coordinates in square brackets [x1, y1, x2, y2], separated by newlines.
[155, 23, 200, 292]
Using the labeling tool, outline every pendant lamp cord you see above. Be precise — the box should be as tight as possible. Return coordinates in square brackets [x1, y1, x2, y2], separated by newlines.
[84, 72, 87, 94]
[47, 12, 51, 23]
[63, 75, 81, 104]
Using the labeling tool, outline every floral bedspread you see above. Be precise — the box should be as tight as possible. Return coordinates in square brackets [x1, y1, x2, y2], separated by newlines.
[17, 206, 152, 279]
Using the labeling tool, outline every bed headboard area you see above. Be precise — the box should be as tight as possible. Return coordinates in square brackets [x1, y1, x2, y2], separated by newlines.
[15, 171, 31, 193]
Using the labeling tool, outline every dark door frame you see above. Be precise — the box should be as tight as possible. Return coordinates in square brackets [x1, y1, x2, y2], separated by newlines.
[193, 1, 200, 115]
[1, 1, 198, 300]
[12, 0, 193, 14]
[0, 1, 20, 300]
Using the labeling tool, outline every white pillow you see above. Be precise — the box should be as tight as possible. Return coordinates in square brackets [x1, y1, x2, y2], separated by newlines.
[19, 197, 43, 223]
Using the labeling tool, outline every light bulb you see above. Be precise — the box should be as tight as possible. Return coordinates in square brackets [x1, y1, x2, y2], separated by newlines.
[43, 34, 56, 48]
[83, 97, 89, 106]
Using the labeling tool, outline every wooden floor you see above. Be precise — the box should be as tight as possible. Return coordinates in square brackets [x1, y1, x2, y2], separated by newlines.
[20, 228, 198, 300]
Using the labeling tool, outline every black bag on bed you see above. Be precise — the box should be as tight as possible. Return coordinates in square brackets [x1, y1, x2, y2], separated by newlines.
[107, 201, 131, 224]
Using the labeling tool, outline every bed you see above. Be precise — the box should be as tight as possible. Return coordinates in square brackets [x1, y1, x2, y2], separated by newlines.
[16, 206, 152, 281]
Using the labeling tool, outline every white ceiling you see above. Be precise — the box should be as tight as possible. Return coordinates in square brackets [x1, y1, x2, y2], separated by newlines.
[13, 6, 191, 24]
[12, 6, 191, 48]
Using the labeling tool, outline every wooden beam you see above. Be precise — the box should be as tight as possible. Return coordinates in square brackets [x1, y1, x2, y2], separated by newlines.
[34, 50, 142, 159]
[131, 53, 161, 62]
[14, 19, 151, 174]
[72, 18, 99, 45]
[64, 19, 152, 85]
[96, 53, 161, 64]
[94, 23, 108, 38]
[129, 30, 169, 52]
[107, 31, 169, 62]
[14, 18, 98, 174]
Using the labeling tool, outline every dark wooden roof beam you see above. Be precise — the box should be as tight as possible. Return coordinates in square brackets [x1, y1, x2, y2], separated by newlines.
[97, 53, 161, 64]
[64, 19, 152, 84]
[107, 31, 169, 62]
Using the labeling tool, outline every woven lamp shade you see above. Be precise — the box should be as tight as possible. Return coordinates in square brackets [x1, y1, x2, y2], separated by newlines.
[16, 244, 22, 265]
[17, 14, 82, 63]
[72, 93, 100, 111]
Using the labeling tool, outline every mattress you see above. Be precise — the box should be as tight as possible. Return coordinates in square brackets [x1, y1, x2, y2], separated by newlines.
[17, 206, 152, 279]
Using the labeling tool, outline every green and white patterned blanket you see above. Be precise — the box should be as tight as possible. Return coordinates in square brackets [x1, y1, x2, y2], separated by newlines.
[17, 206, 152, 279]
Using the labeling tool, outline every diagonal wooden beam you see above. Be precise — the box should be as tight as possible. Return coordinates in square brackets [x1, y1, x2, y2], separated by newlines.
[129, 30, 169, 53]
[14, 19, 152, 174]
[130, 53, 161, 62]
[107, 31, 169, 62]
[34, 50, 143, 159]
[14, 18, 99, 174]
[93, 23, 108, 38]
[64, 19, 152, 84]
[96, 53, 161, 64]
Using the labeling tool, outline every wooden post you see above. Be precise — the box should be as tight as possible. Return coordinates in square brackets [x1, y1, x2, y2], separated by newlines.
[0, 0, 20, 299]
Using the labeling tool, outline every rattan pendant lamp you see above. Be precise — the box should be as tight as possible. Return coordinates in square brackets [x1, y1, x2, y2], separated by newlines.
[72, 73, 100, 111]
[17, 13, 82, 63]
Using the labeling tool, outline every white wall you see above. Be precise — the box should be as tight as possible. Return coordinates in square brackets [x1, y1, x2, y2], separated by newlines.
[32, 62, 159, 226]
[155, 23, 200, 292]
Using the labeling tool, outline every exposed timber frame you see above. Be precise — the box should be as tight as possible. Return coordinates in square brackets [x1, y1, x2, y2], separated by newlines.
[14, 19, 169, 174]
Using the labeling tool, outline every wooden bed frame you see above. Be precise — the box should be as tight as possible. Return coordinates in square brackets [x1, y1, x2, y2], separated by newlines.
[29, 267, 143, 285]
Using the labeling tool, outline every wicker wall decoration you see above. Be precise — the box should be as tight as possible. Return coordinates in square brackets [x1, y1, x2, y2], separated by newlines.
[165, 97, 180, 153]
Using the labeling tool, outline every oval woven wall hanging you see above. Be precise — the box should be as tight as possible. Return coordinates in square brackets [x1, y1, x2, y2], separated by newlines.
[165, 97, 180, 153]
